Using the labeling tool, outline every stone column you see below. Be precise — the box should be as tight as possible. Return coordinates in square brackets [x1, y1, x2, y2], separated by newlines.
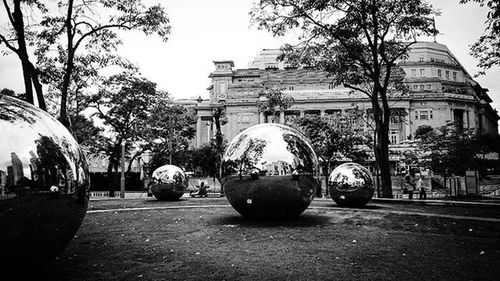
[259, 112, 265, 124]
[320, 110, 325, 117]
[463, 110, 468, 128]
[196, 116, 202, 148]
[207, 121, 212, 143]
[279, 111, 285, 124]
[300, 110, 305, 118]
[405, 107, 411, 139]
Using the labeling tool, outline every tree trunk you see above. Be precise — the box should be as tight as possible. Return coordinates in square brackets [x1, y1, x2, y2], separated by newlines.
[375, 123, 393, 198]
[30, 63, 46, 110]
[372, 91, 393, 198]
[106, 160, 115, 198]
[12, 0, 34, 105]
[107, 145, 120, 197]
[60, 0, 75, 127]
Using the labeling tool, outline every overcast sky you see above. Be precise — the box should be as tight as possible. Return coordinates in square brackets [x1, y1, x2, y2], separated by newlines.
[1, 0, 499, 111]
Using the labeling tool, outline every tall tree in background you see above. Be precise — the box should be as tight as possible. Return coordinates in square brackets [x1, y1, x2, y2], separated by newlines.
[35, 0, 170, 126]
[460, 0, 500, 74]
[84, 74, 158, 197]
[251, 0, 438, 197]
[258, 86, 294, 123]
[144, 97, 196, 166]
[0, 0, 46, 109]
[212, 106, 227, 183]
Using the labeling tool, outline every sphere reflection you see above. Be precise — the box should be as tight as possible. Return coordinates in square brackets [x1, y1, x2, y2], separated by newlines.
[150, 164, 187, 200]
[221, 123, 319, 219]
[328, 162, 374, 207]
[0, 95, 90, 270]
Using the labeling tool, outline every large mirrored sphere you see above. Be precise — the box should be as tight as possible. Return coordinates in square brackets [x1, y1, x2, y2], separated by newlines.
[150, 164, 187, 200]
[0, 96, 90, 271]
[221, 123, 319, 219]
[328, 163, 374, 207]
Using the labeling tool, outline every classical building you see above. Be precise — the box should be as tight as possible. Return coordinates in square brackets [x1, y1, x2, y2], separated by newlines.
[193, 42, 499, 159]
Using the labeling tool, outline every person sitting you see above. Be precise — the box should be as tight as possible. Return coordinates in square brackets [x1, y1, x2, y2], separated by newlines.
[190, 181, 209, 197]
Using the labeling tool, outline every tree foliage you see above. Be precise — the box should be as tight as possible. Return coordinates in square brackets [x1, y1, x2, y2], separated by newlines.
[414, 124, 434, 139]
[144, 98, 196, 165]
[35, 0, 170, 126]
[258, 86, 294, 123]
[293, 115, 371, 165]
[419, 122, 484, 176]
[460, 0, 500, 74]
[0, 0, 47, 109]
[251, 0, 438, 197]
[2, 0, 171, 125]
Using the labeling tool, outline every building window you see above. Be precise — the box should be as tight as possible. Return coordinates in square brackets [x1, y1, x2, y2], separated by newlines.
[390, 115, 401, 124]
[419, 84, 425, 91]
[453, 72, 457, 81]
[219, 83, 227, 96]
[426, 84, 432, 90]
[328, 83, 334, 89]
[445, 70, 450, 79]
[411, 69, 417, 76]
[288, 86, 295, 90]
[438, 69, 442, 77]
[420, 69, 425, 77]
[390, 131, 399, 144]
[415, 111, 419, 120]
[413, 85, 418, 90]
[418, 110, 433, 120]
[419, 57, 424, 62]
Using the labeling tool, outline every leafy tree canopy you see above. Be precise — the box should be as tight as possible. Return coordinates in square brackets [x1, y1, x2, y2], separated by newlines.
[460, 0, 500, 74]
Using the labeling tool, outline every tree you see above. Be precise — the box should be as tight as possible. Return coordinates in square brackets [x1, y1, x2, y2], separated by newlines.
[251, 0, 438, 198]
[0, 0, 47, 109]
[293, 115, 370, 195]
[143, 97, 196, 166]
[212, 105, 228, 184]
[419, 122, 479, 177]
[258, 86, 294, 123]
[33, 0, 170, 126]
[460, 0, 500, 74]
[414, 125, 434, 139]
[84, 74, 158, 197]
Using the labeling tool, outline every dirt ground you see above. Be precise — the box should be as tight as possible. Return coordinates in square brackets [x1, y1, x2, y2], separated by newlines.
[31, 197, 500, 281]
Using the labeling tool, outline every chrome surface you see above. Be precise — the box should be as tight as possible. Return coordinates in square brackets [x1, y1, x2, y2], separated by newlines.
[150, 164, 187, 200]
[221, 123, 319, 219]
[328, 162, 374, 207]
[0, 95, 90, 270]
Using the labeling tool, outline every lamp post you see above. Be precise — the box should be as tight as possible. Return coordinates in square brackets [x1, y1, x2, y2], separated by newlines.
[120, 141, 126, 199]
[141, 150, 153, 197]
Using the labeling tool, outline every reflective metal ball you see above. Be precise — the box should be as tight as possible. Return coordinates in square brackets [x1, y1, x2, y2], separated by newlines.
[221, 123, 319, 219]
[328, 162, 374, 207]
[0, 96, 90, 270]
[150, 164, 187, 200]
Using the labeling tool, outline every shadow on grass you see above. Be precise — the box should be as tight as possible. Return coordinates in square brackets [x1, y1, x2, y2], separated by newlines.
[210, 213, 331, 228]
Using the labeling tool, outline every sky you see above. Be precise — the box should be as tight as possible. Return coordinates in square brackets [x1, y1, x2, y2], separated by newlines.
[0, 0, 499, 112]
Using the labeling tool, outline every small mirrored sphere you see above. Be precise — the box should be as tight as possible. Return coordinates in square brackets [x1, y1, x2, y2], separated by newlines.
[0, 96, 90, 270]
[328, 162, 374, 207]
[221, 123, 319, 219]
[150, 164, 187, 200]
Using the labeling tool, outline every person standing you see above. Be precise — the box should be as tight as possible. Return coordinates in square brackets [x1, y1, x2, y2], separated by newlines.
[404, 170, 416, 199]
[417, 174, 426, 199]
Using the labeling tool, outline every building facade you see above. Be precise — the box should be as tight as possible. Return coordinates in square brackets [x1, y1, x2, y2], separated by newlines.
[193, 42, 498, 151]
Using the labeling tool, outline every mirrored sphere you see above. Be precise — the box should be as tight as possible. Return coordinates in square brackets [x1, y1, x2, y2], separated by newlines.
[221, 123, 319, 219]
[150, 164, 187, 200]
[0, 96, 90, 270]
[328, 162, 374, 207]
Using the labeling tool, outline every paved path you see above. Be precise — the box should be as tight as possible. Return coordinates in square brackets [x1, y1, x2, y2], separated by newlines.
[86, 201, 500, 223]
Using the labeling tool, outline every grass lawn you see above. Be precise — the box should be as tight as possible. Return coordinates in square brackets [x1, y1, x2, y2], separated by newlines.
[34, 198, 500, 281]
